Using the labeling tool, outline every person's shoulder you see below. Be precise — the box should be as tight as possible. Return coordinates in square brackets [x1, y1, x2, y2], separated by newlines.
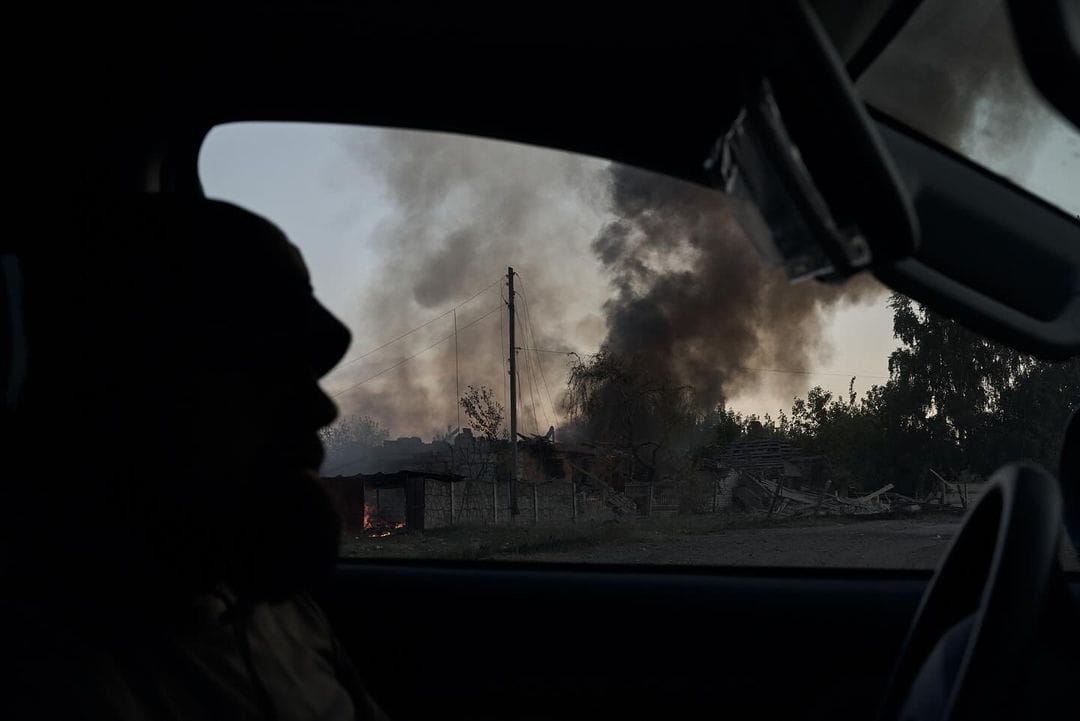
[250, 596, 392, 719]
[274, 593, 333, 632]
[250, 592, 338, 657]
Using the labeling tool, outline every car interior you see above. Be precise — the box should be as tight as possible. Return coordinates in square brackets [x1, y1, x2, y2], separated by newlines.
[3, 1, 1079, 720]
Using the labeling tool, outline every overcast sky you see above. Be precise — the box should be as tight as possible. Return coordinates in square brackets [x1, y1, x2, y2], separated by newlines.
[198, 4, 1077, 439]
[200, 118, 1071, 440]
[199, 124, 901, 435]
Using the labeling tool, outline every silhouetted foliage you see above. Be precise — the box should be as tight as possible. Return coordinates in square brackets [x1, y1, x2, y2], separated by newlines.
[320, 414, 390, 473]
[565, 351, 701, 485]
[459, 385, 505, 441]
[778, 295, 1079, 494]
[565, 295, 1078, 500]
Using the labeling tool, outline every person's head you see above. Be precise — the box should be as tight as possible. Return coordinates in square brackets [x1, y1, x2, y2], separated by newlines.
[5, 196, 351, 605]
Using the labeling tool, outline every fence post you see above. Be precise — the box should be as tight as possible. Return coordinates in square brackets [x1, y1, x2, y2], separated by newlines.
[449, 481, 455, 527]
[533, 484, 539, 525]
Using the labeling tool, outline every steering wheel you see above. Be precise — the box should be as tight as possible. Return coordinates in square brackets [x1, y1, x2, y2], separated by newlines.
[878, 463, 1063, 721]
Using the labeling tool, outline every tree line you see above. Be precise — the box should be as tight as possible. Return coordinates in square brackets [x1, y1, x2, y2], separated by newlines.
[565, 294, 1079, 496]
[322, 294, 1078, 497]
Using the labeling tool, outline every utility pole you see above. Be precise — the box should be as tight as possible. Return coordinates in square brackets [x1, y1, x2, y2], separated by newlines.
[507, 266, 519, 517]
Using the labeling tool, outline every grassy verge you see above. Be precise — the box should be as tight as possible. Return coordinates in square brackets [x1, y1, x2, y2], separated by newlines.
[338, 510, 964, 561]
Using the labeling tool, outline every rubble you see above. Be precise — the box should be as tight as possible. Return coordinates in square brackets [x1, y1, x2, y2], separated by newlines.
[731, 473, 970, 518]
[709, 435, 975, 518]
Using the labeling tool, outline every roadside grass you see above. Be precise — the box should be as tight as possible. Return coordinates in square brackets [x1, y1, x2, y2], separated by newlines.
[338, 509, 964, 561]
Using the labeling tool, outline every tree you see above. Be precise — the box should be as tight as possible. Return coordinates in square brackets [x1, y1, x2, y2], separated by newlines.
[564, 351, 700, 487]
[459, 385, 505, 441]
[432, 425, 459, 443]
[974, 356, 1080, 471]
[778, 294, 1079, 495]
[707, 406, 751, 448]
[319, 414, 389, 473]
[454, 386, 509, 499]
[885, 294, 1080, 480]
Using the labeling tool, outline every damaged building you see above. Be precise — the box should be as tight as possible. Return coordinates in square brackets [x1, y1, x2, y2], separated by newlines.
[320, 430, 638, 533]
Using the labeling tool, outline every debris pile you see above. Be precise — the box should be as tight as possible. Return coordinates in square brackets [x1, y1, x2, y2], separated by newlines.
[733, 475, 898, 517]
[731, 470, 974, 518]
[711, 436, 975, 518]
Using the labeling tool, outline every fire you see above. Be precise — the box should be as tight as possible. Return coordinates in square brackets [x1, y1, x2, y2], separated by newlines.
[362, 496, 405, 537]
[367, 522, 406, 538]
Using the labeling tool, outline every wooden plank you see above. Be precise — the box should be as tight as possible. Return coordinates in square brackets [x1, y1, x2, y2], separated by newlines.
[814, 480, 832, 516]
[855, 483, 895, 503]
[767, 477, 784, 517]
[929, 468, 957, 492]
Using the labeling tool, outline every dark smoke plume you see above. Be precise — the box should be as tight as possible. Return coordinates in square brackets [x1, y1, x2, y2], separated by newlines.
[590, 165, 879, 412]
[329, 130, 610, 437]
[329, 128, 882, 439]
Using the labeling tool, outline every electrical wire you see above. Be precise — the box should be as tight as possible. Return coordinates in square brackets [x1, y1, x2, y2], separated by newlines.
[331, 304, 502, 398]
[515, 308, 542, 434]
[515, 275, 560, 427]
[334, 278, 500, 370]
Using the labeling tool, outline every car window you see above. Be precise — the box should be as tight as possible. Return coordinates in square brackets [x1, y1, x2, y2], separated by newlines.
[857, 0, 1080, 217]
[199, 122, 1079, 570]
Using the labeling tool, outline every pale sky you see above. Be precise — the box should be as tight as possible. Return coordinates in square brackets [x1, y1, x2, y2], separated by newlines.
[198, 104, 1075, 438]
[197, 0, 1080, 440]
[199, 123, 899, 433]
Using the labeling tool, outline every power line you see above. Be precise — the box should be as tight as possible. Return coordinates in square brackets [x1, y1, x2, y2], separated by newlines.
[514, 307, 539, 434]
[333, 335, 452, 398]
[517, 347, 578, 355]
[453, 308, 460, 431]
[518, 343, 890, 381]
[514, 308, 542, 434]
[738, 366, 889, 379]
[334, 278, 500, 370]
[524, 337, 547, 432]
[500, 293, 509, 417]
[525, 366, 541, 434]
[533, 351, 559, 427]
[515, 275, 559, 427]
[523, 315, 550, 431]
[516, 313, 538, 431]
[325, 301, 502, 476]
[331, 303, 502, 398]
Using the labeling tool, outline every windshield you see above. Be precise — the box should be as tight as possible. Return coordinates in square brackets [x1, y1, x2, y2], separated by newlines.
[858, 0, 1080, 217]
[199, 122, 1078, 571]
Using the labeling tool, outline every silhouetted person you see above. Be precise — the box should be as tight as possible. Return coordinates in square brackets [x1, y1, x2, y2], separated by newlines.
[2, 196, 386, 720]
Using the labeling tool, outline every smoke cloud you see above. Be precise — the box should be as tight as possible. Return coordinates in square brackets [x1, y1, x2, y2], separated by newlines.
[328, 130, 881, 439]
[328, 130, 611, 437]
[592, 165, 879, 410]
